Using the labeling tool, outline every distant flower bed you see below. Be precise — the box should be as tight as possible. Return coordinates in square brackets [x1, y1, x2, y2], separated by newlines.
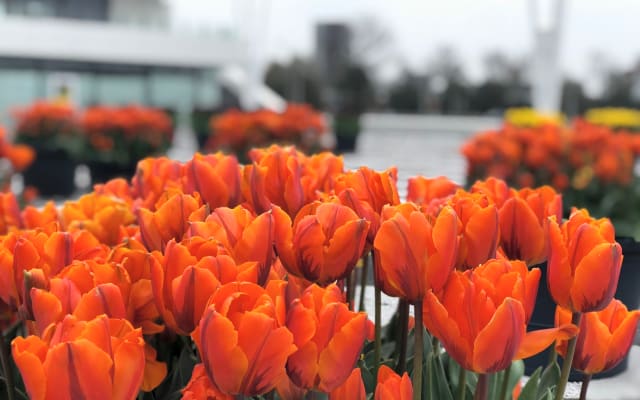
[0, 144, 635, 400]
[462, 110, 640, 237]
[81, 105, 173, 166]
[206, 103, 331, 157]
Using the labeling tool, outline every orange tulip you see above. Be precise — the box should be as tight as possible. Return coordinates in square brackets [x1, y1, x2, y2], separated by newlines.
[12, 315, 145, 400]
[192, 281, 296, 396]
[286, 284, 368, 392]
[62, 193, 135, 246]
[546, 208, 622, 312]
[274, 202, 369, 286]
[407, 175, 459, 206]
[423, 259, 578, 373]
[189, 205, 278, 286]
[151, 240, 257, 334]
[135, 192, 202, 251]
[447, 191, 499, 270]
[182, 152, 242, 209]
[182, 363, 232, 400]
[329, 368, 366, 400]
[0, 192, 22, 234]
[556, 300, 640, 374]
[375, 365, 413, 400]
[373, 204, 458, 303]
[497, 186, 561, 266]
[22, 201, 59, 231]
[242, 146, 307, 216]
[131, 157, 184, 209]
[333, 166, 400, 215]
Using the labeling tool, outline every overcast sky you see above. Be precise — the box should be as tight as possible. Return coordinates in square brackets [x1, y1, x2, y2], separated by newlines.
[169, 0, 640, 86]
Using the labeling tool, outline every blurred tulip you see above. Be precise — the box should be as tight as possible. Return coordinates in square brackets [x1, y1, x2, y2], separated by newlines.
[546, 208, 622, 312]
[62, 193, 135, 246]
[192, 281, 296, 396]
[373, 204, 458, 303]
[329, 368, 366, 400]
[375, 365, 413, 400]
[0, 192, 22, 234]
[12, 315, 145, 400]
[274, 202, 369, 286]
[286, 284, 367, 392]
[556, 300, 640, 374]
[407, 175, 459, 206]
[424, 259, 577, 373]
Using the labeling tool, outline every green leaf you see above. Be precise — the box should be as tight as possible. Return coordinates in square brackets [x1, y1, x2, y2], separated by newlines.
[518, 368, 542, 400]
[537, 361, 561, 400]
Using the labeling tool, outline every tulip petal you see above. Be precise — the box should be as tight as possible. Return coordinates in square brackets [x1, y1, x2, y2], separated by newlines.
[12, 336, 48, 400]
[602, 310, 640, 372]
[516, 323, 579, 360]
[473, 298, 525, 373]
[330, 368, 366, 400]
[324, 219, 368, 283]
[317, 312, 367, 392]
[547, 218, 573, 309]
[237, 311, 295, 395]
[423, 290, 473, 370]
[199, 309, 248, 395]
[44, 340, 113, 400]
[570, 242, 622, 312]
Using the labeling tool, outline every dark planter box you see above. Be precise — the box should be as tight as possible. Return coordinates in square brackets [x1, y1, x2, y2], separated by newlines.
[22, 148, 76, 197]
[88, 161, 137, 185]
[524, 236, 640, 379]
[333, 116, 360, 153]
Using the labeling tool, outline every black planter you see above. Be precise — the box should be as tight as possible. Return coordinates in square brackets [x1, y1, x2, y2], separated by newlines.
[88, 161, 137, 185]
[524, 237, 640, 379]
[333, 116, 360, 153]
[22, 148, 76, 197]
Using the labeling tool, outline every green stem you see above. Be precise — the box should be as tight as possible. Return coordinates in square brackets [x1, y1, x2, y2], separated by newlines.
[499, 366, 511, 400]
[579, 374, 591, 400]
[457, 368, 467, 400]
[413, 301, 424, 400]
[0, 334, 15, 400]
[473, 373, 489, 400]
[358, 253, 369, 312]
[548, 343, 558, 365]
[555, 312, 582, 400]
[396, 300, 409, 374]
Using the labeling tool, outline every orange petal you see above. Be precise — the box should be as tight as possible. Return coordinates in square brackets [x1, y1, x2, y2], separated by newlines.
[12, 336, 48, 400]
[570, 242, 622, 312]
[473, 298, 525, 373]
[330, 368, 365, 400]
[516, 323, 578, 360]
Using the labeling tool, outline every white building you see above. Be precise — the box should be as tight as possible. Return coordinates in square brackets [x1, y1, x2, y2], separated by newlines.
[0, 0, 244, 124]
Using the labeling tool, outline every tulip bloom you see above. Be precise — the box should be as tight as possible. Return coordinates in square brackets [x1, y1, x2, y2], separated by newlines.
[546, 208, 622, 312]
[193, 281, 296, 396]
[286, 284, 368, 392]
[424, 259, 577, 374]
[373, 204, 458, 303]
[497, 186, 561, 266]
[12, 315, 145, 400]
[152, 240, 257, 334]
[556, 300, 640, 374]
[242, 146, 307, 216]
[61, 193, 135, 246]
[189, 205, 278, 286]
[135, 192, 202, 251]
[274, 202, 369, 286]
[182, 152, 242, 209]
[329, 368, 366, 400]
[407, 175, 459, 206]
[447, 192, 499, 270]
[375, 365, 413, 400]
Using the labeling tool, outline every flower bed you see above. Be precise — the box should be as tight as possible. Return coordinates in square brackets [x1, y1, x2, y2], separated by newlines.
[0, 144, 636, 399]
[462, 113, 640, 238]
[206, 104, 331, 158]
